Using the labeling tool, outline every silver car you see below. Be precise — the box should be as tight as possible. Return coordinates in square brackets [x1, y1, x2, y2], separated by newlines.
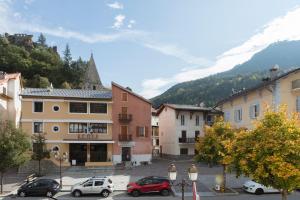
[71, 176, 114, 198]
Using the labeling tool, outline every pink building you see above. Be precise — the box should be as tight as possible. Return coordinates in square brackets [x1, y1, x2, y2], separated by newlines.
[112, 82, 152, 165]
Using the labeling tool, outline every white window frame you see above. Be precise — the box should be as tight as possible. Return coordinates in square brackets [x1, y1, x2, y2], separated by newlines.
[180, 115, 185, 126]
[138, 126, 145, 137]
[33, 121, 44, 134]
[33, 101, 44, 113]
[234, 108, 242, 122]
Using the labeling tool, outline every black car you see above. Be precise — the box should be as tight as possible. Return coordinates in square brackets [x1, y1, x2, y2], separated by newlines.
[17, 178, 60, 197]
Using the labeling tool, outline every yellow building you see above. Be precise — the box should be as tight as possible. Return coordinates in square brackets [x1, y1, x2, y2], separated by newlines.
[216, 67, 300, 129]
[20, 87, 114, 167]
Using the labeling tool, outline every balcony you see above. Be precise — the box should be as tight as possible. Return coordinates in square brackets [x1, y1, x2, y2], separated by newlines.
[292, 79, 300, 91]
[119, 134, 132, 141]
[178, 137, 195, 144]
[118, 114, 133, 123]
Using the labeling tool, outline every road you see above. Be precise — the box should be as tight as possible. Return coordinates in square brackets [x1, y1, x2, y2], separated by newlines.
[1, 190, 300, 200]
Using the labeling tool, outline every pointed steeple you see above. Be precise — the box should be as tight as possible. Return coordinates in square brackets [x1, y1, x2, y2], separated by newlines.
[83, 53, 104, 90]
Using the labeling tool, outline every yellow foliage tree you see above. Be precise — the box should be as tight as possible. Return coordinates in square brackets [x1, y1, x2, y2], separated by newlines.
[195, 117, 235, 191]
[230, 105, 300, 200]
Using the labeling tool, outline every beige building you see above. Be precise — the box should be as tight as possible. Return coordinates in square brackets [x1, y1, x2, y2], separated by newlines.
[20, 87, 114, 167]
[0, 71, 22, 127]
[216, 67, 300, 129]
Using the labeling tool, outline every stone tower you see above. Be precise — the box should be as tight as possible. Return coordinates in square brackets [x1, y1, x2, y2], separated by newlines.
[83, 53, 104, 90]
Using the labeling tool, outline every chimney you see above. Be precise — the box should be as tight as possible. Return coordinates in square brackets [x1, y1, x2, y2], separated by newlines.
[270, 65, 279, 80]
[0, 71, 6, 80]
[47, 83, 54, 92]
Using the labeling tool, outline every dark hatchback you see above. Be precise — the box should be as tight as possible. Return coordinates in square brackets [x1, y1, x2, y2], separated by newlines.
[17, 178, 60, 197]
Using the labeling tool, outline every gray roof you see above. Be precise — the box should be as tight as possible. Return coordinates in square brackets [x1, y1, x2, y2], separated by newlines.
[165, 104, 212, 111]
[21, 88, 112, 99]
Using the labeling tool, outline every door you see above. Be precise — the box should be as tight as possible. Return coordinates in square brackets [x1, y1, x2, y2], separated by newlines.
[91, 180, 104, 194]
[139, 178, 155, 193]
[121, 147, 131, 161]
[69, 144, 87, 165]
[90, 144, 107, 162]
[81, 181, 93, 194]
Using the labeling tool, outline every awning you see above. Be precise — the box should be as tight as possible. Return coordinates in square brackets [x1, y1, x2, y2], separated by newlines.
[46, 140, 115, 144]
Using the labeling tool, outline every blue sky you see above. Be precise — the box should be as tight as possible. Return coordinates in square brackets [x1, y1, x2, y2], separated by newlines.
[1, 0, 300, 98]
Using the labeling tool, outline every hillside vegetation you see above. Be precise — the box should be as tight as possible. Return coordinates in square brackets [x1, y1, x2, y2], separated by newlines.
[151, 40, 300, 108]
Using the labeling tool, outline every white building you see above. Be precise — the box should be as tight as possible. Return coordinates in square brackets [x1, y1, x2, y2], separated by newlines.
[151, 108, 160, 155]
[0, 71, 22, 127]
[157, 104, 220, 156]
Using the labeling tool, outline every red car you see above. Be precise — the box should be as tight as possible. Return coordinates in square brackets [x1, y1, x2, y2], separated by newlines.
[127, 176, 171, 197]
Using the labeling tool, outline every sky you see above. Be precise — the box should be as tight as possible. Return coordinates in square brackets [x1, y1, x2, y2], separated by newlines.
[1, 0, 300, 98]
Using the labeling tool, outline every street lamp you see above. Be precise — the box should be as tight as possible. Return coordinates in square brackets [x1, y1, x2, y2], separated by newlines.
[54, 152, 68, 188]
[168, 163, 199, 200]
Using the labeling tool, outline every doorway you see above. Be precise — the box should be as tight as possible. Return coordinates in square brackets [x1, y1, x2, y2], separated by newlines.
[121, 147, 131, 161]
[69, 144, 87, 166]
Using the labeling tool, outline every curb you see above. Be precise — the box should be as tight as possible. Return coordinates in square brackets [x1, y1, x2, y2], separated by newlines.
[211, 187, 239, 196]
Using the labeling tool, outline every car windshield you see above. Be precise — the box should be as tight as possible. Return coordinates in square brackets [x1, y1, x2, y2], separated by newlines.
[136, 178, 146, 185]
[80, 179, 90, 185]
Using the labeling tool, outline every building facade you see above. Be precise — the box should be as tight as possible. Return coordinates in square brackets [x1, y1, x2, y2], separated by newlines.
[20, 87, 114, 167]
[0, 71, 22, 127]
[216, 67, 300, 129]
[112, 82, 152, 165]
[157, 104, 219, 156]
[151, 108, 160, 156]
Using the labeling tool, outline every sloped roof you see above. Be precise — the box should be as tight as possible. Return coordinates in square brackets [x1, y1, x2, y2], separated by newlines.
[156, 103, 218, 115]
[216, 67, 300, 106]
[21, 88, 112, 99]
[0, 73, 21, 85]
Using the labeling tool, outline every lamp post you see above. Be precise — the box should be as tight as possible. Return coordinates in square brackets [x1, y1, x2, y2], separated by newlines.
[54, 152, 67, 189]
[168, 164, 199, 200]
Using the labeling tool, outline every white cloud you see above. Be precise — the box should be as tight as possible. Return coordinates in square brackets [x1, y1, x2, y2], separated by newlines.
[107, 1, 123, 10]
[141, 6, 300, 98]
[112, 14, 125, 29]
[24, 0, 35, 5]
[127, 19, 136, 28]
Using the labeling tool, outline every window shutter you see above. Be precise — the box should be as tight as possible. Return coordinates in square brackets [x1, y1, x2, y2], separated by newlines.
[136, 126, 139, 137]
[257, 104, 260, 117]
[297, 97, 300, 112]
[145, 126, 149, 137]
[249, 105, 253, 119]
[240, 109, 243, 121]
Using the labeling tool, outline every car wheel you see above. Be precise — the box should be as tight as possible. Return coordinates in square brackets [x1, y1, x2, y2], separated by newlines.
[161, 189, 170, 196]
[131, 190, 140, 197]
[46, 191, 53, 197]
[18, 191, 26, 197]
[255, 188, 264, 195]
[73, 190, 82, 197]
[101, 189, 110, 198]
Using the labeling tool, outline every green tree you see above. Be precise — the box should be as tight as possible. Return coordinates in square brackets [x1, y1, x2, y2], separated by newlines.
[195, 117, 235, 191]
[0, 120, 30, 193]
[230, 105, 300, 200]
[37, 33, 46, 46]
[29, 75, 50, 88]
[31, 133, 50, 176]
[63, 44, 72, 67]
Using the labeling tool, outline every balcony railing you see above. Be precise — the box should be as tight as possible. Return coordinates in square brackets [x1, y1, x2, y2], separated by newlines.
[292, 79, 300, 91]
[118, 114, 133, 123]
[178, 137, 195, 143]
[119, 134, 132, 141]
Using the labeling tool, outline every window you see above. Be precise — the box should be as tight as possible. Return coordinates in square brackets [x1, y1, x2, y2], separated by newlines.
[121, 92, 128, 101]
[32, 143, 43, 153]
[207, 115, 212, 122]
[33, 122, 43, 133]
[138, 126, 145, 137]
[53, 105, 60, 112]
[195, 131, 200, 138]
[3, 87, 6, 95]
[52, 125, 59, 132]
[90, 103, 107, 113]
[180, 115, 185, 126]
[69, 102, 87, 113]
[224, 111, 230, 121]
[180, 148, 188, 155]
[84, 182, 93, 187]
[121, 107, 128, 114]
[234, 108, 242, 122]
[94, 181, 104, 186]
[90, 123, 107, 133]
[249, 104, 260, 119]
[181, 130, 187, 138]
[195, 115, 200, 126]
[69, 123, 87, 133]
[155, 139, 159, 146]
[34, 102, 43, 112]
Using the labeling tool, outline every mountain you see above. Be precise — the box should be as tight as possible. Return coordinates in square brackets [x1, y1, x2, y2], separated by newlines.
[151, 40, 300, 108]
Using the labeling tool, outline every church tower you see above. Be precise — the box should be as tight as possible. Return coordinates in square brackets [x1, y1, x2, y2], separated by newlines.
[83, 53, 104, 90]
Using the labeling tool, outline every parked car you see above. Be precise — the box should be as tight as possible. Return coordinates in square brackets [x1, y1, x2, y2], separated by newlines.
[243, 180, 280, 195]
[17, 178, 60, 197]
[127, 176, 171, 197]
[71, 176, 114, 198]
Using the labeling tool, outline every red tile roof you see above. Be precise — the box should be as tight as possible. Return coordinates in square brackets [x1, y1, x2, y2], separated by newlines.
[0, 73, 21, 85]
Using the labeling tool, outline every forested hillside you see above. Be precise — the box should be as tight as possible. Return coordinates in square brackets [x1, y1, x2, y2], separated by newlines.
[0, 33, 87, 88]
[151, 40, 300, 108]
